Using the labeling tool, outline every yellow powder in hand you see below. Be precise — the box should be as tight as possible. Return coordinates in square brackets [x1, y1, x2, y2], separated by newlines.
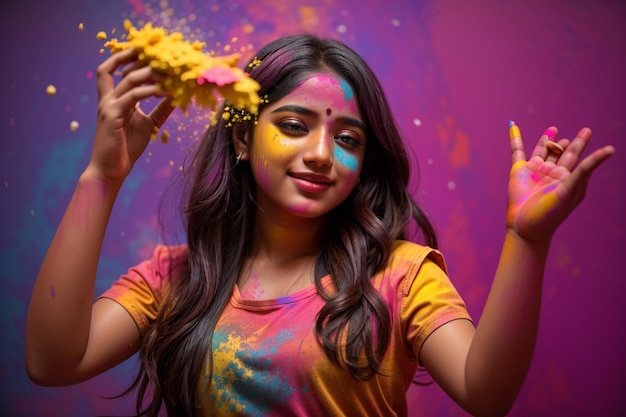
[104, 20, 261, 114]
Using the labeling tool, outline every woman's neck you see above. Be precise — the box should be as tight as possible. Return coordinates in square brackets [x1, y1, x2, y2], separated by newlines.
[251, 208, 326, 265]
[236, 209, 327, 299]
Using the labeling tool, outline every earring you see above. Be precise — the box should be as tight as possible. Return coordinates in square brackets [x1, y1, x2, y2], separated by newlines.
[235, 151, 243, 165]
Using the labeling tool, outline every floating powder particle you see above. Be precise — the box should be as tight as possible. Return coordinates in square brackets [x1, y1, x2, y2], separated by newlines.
[160, 130, 170, 144]
[46, 85, 57, 95]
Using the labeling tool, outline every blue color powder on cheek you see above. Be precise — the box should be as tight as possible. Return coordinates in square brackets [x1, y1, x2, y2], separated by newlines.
[334, 146, 358, 171]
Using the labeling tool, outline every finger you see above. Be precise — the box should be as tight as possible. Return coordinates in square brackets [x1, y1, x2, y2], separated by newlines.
[555, 127, 592, 172]
[509, 121, 526, 167]
[148, 98, 175, 128]
[115, 84, 170, 115]
[121, 59, 150, 78]
[112, 66, 166, 100]
[545, 138, 570, 164]
[122, 61, 168, 80]
[529, 126, 559, 161]
[96, 48, 139, 99]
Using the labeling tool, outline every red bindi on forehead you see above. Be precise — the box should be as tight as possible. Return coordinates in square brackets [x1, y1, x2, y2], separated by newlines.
[326, 108, 332, 116]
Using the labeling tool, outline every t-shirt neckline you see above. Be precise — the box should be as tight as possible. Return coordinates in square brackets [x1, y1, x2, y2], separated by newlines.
[231, 275, 333, 310]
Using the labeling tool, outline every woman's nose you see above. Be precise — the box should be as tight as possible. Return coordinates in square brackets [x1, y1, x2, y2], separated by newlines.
[303, 128, 333, 167]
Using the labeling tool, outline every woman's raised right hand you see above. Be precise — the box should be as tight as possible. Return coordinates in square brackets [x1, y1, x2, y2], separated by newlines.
[86, 48, 174, 184]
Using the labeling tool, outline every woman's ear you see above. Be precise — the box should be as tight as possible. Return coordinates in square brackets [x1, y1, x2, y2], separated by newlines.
[232, 124, 251, 161]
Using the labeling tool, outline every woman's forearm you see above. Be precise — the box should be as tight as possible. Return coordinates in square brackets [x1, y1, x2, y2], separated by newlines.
[25, 169, 122, 382]
[465, 230, 550, 413]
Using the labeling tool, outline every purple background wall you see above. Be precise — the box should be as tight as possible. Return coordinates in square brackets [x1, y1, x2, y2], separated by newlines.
[1, 0, 624, 416]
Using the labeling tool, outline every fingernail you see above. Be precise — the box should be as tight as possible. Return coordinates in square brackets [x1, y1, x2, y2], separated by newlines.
[543, 128, 556, 141]
[509, 120, 521, 140]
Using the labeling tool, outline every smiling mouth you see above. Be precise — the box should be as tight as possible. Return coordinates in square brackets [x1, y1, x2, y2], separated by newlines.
[289, 173, 333, 193]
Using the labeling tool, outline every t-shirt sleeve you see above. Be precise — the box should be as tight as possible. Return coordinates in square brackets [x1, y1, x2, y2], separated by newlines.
[98, 244, 187, 336]
[401, 248, 472, 366]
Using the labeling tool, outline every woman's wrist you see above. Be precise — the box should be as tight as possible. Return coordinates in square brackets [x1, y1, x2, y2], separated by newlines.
[80, 163, 126, 191]
[504, 227, 552, 256]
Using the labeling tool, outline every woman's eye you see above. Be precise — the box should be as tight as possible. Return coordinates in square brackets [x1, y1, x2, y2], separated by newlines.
[276, 121, 308, 134]
[336, 134, 361, 147]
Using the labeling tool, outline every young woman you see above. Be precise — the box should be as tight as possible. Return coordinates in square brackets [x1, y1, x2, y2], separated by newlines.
[25, 34, 615, 417]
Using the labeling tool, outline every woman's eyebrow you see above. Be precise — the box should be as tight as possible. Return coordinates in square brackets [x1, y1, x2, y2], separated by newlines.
[339, 116, 366, 132]
[271, 104, 316, 117]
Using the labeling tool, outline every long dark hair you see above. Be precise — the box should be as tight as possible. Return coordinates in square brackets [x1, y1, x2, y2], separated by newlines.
[131, 34, 437, 417]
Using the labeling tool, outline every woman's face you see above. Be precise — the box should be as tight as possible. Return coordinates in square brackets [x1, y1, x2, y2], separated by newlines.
[248, 72, 366, 221]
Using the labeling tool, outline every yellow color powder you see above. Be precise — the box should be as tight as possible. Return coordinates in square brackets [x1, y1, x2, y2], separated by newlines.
[104, 20, 260, 114]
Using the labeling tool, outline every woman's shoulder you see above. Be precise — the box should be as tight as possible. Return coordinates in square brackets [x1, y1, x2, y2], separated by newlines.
[388, 240, 446, 273]
[151, 243, 188, 261]
[123, 244, 189, 288]
[147, 243, 189, 277]
[372, 240, 449, 296]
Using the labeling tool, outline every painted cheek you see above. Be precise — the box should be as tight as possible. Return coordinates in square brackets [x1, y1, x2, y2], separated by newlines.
[254, 124, 280, 158]
[251, 156, 269, 191]
[333, 146, 359, 172]
[333, 144, 360, 195]
[255, 124, 301, 159]
[254, 157, 270, 190]
[253, 124, 300, 191]
[251, 126, 272, 189]
[339, 171, 358, 195]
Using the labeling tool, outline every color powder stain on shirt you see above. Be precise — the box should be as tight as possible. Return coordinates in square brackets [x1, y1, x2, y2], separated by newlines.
[103, 242, 471, 415]
[210, 329, 297, 413]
